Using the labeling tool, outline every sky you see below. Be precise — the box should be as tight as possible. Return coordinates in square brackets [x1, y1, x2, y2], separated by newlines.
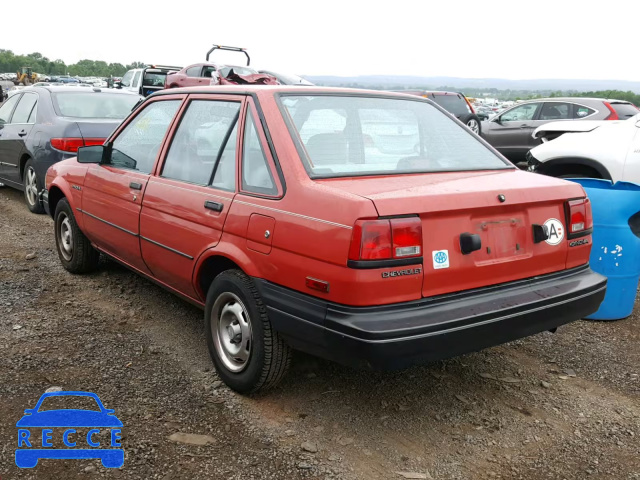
[3, 0, 640, 80]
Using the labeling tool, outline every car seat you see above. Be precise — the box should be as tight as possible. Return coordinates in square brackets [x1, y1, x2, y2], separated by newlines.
[305, 133, 348, 166]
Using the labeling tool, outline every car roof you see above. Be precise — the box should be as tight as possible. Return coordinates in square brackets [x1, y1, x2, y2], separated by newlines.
[38, 86, 140, 95]
[152, 85, 432, 98]
[519, 97, 632, 104]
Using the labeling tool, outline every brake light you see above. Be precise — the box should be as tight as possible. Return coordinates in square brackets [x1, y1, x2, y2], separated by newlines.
[51, 137, 105, 153]
[566, 198, 592, 234]
[603, 102, 619, 120]
[349, 218, 422, 261]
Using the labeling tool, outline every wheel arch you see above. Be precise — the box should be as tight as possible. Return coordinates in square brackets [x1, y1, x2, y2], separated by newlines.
[19, 153, 32, 180]
[193, 246, 262, 300]
[535, 157, 611, 180]
[46, 178, 76, 219]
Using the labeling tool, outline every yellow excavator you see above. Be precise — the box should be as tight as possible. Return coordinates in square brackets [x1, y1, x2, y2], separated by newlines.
[14, 67, 37, 86]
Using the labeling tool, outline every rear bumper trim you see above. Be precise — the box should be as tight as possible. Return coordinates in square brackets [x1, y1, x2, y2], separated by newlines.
[255, 265, 607, 370]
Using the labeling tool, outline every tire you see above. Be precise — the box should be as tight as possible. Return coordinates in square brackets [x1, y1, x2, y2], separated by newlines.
[205, 269, 291, 394]
[23, 159, 44, 214]
[466, 116, 482, 135]
[54, 198, 100, 273]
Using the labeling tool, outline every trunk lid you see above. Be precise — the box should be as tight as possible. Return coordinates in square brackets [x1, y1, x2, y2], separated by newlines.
[73, 119, 122, 140]
[319, 169, 585, 297]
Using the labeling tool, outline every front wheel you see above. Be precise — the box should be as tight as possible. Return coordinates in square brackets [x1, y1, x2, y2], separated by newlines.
[23, 159, 44, 214]
[54, 198, 100, 273]
[205, 270, 292, 394]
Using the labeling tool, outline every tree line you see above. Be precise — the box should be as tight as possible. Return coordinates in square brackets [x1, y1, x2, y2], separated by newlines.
[0, 50, 145, 77]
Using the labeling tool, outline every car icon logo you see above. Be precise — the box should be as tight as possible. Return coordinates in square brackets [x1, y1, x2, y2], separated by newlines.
[15, 391, 124, 469]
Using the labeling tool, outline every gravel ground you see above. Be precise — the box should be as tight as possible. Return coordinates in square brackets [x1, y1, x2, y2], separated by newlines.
[0, 186, 638, 479]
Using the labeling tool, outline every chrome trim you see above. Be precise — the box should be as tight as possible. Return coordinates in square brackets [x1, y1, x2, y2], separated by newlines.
[233, 200, 353, 229]
[77, 208, 138, 237]
[0, 161, 17, 167]
[152, 180, 233, 201]
[140, 235, 193, 260]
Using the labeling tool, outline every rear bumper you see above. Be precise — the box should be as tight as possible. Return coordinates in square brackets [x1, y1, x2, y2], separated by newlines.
[256, 265, 606, 370]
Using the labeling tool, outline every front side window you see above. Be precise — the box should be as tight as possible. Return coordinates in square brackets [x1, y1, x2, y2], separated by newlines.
[0, 94, 21, 124]
[11, 93, 38, 124]
[120, 70, 134, 87]
[162, 100, 240, 186]
[500, 103, 540, 122]
[202, 66, 216, 78]
[539, 102, 572, 120]
[280, 95, 509, 178]
[110, 100, 181, 173]
[241, 113, 277, 195]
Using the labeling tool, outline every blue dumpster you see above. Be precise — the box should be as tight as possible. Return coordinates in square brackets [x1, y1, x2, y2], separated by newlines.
[571, 178, 640, 320]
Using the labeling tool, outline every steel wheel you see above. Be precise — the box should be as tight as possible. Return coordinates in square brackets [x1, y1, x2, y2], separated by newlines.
[25, 166, 38, 206]
[211, 292, 253, 372]
[58, 212, 73, 261]
[467, 118, 480, 134]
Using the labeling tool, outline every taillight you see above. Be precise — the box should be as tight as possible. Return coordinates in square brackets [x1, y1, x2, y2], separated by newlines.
[51, 137, 105, 153]
[603, 102, 619, 120]
[349, 217, 422, 261]
[566, 198, 592, 236]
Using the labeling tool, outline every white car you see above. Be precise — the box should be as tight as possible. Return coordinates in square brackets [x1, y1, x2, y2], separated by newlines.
[527, 114, 640, 182]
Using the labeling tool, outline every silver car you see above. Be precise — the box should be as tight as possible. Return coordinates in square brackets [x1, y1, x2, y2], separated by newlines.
[481, 97, 638, 163]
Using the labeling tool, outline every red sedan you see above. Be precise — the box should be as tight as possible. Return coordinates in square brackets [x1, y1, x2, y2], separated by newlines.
[43, 86, 606, 393]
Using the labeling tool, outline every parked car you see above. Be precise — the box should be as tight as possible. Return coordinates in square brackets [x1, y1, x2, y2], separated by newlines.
[394, 91, 482, 135]
[118, 65, 182, 97]
[0, 86, 142, 212]
[43, 86, 606, 393]
[481, 98, 638, 163]
[527, 114, 640, 181]
[165, 63, 276, 88]
[258, 70, 313, 85]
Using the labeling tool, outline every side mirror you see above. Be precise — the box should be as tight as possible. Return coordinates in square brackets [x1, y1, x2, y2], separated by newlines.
[493, 116, 502, 124]
[77, 145, 107, 164]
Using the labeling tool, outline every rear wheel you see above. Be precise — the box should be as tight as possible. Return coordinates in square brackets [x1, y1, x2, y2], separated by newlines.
[23, 159, 44, 214]
[54, 198, 100, 273]
[205, 270, 291, 394]
[466, 117, 481, 135]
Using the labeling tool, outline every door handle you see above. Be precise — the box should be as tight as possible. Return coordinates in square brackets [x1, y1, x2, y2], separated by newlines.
[204, 200, 223, 212]
[129, 182, 142, 190]
[519, 124, 529, 129]
[18, 130, 27, 137]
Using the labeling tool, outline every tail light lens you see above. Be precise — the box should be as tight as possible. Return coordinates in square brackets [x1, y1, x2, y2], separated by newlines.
[51, 137, 105, 153]
[603, 102, 619, 120]
[349, 217, 422, 261]
[566, 198, 592, 235]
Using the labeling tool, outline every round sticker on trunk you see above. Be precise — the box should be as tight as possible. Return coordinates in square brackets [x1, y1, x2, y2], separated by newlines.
[544, 218, 564, 245]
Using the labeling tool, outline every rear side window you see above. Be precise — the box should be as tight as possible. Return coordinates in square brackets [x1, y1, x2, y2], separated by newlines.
[11, 93, 38, 124]
[52, 93, 140, 119]
[501, 103, 540, 122]
[132, 71, 141, 87]
[280, 95, 508, 178]
[539, 102, 572, 120]
[110, 100, 181, 174]
[162, 100, 240, 186]
[430, 94, 470, 116]
[573, 104, 596, 119]
[610, 103, 639, 119]
[0, 94, 21, 124]
[186, 66, 201, 77]
[241, 114, 277, 195]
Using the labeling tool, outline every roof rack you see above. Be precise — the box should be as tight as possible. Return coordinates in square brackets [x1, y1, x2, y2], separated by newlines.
[205, 45, 250, 66]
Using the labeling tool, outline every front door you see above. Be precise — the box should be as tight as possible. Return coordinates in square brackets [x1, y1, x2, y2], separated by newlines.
[2, 91, 37, 184]
[80, 98, 183, 274]
[484, 102, 542, 161]
[0, 93, 22, 181]
[140, 95, 244, 298]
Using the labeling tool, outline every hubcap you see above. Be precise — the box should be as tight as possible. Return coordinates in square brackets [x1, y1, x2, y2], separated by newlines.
[467, 119, 480, 134]
[211, 292, 253, 372]
[25, 167, 38, 206]
[58, 213, 73, 261]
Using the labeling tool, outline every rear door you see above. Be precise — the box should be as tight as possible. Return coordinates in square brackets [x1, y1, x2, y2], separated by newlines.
[140, 94, 243, 298]
[81, 97, 183, 274]
[1, 92, 37, 184]
[0, 93, 21, 181]
[484, 102, 541, 160]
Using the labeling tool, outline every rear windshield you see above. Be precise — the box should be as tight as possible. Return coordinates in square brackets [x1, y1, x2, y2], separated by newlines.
[430, 94, 470, 116]
[610, 102, 639, 119]
[279, 95, 509, 178]
[52, 92, 140, 119]
[142, 72, 168, 87]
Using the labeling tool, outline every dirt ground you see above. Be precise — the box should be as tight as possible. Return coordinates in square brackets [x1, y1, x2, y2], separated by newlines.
[0, 186, 638, 479]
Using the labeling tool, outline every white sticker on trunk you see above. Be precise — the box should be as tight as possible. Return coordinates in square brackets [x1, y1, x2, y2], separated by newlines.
[544, 218, 564, 245]
[432, 250, 450, 269]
